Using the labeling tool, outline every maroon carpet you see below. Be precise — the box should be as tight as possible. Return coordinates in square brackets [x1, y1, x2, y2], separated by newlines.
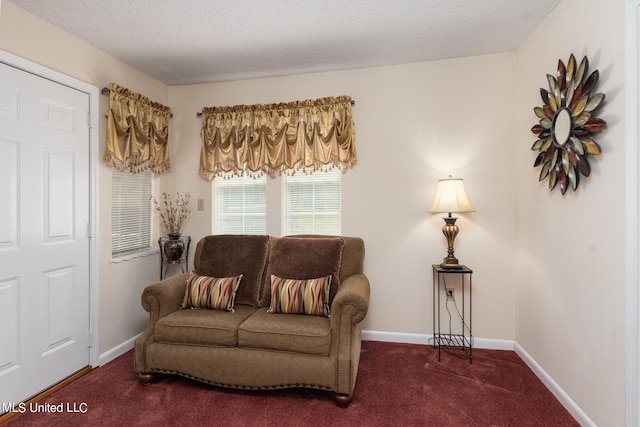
[5, 341, 578, 426]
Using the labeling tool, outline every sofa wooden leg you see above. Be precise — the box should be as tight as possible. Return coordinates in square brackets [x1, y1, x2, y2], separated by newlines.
[335, 393, 353, 407]
[138, 373, 155, 385]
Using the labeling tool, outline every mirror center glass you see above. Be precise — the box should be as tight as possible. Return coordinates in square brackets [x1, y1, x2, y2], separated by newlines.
[552, 108, 571, 147]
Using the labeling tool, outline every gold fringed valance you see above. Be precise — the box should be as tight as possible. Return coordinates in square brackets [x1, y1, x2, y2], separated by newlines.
[105, 83, 172, 174]
[199, 95, 356, 180]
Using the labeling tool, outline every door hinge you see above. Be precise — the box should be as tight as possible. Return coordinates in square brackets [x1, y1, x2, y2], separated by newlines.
[87, 111, 92, 128]
[87, 222, 92, 238]
[87, 331, 93, 348]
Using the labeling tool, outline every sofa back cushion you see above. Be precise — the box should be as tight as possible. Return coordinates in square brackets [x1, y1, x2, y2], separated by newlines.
[286, 235, 365, 284]
[194, 235, 269, 307]
[259, 236, 344, 308]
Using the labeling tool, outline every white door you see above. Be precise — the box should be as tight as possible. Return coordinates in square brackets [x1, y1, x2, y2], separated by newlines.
[0, 62, 91, 406]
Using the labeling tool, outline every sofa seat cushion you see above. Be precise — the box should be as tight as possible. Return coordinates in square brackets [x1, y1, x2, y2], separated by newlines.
[155, 305, 258, 347]
[238, 308, 331, 356]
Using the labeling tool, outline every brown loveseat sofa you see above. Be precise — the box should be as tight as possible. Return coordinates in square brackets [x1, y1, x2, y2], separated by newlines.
[134, 234, 369, 406]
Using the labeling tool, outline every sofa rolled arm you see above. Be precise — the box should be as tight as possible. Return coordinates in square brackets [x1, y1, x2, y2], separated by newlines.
[136, 273, 188, 373]
[330, 273, 369, 398]
[331, 273, 370, 324]
[141, 272, 188, 326]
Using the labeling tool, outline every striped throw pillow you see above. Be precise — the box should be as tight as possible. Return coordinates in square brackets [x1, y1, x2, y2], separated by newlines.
[267, 275, 331, 317]
[181, 272, 243, 312]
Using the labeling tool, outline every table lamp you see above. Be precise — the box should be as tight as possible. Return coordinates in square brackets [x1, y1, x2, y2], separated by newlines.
[429, 176, 475, 268]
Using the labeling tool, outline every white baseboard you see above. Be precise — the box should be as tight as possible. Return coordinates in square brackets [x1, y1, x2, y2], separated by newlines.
[361, 330, 514, 350]
[98, 333, 141, 366]
[514, 342, 595, 427]
[362, 330, 429, 345]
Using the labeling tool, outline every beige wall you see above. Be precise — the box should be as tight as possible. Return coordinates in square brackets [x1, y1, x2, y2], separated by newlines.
[0, 2, 170, 354]
[169, 54, 518, 340]
[515, 0, 626, 425]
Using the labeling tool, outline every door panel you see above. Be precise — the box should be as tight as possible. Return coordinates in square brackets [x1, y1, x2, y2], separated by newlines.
[0, 62, 91, 406]
[44, 147, 75, 241]
[0, 277, 19, 375]
[42, 267, 75, 354]
[0, 139, 18, 249]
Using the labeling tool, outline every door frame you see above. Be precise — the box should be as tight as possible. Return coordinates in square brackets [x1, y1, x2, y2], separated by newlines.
[626, 1, 640, 426]
[0, 49, 100, 368]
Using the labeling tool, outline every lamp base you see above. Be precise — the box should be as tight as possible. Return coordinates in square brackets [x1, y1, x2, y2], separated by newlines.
[440, 215, 463, 269]
[441, 257, 464, 269]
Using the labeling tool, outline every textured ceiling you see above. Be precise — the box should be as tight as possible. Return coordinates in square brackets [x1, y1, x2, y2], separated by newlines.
[8, 0, 561, 86]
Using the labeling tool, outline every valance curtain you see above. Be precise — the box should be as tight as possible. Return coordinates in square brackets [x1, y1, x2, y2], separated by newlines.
[199, 95, 356, 180]
[105, 83, 172, 174]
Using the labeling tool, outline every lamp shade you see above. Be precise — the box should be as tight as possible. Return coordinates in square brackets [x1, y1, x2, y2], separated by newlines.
[429, 177, 475, 214]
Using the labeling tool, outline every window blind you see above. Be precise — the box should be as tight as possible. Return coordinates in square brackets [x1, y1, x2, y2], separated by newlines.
[111, 169, 153, 256]
[283, 169, 341, 235]
[214, 175, 267, 234]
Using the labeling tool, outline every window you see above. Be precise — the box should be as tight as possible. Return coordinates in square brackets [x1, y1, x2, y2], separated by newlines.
[214, 175, 267, 234]
[283, 169, 341, 235]
[111, 169, 153, 257]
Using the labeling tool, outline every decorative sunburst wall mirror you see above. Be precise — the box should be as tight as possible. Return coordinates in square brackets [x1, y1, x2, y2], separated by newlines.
[530, 54, 606, 194]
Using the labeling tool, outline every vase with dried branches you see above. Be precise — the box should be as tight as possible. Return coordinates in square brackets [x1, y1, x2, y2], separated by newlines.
[152, 192, 193, 261]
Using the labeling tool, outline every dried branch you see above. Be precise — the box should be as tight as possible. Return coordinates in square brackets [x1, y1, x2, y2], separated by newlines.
[152, 191, 193, 235]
